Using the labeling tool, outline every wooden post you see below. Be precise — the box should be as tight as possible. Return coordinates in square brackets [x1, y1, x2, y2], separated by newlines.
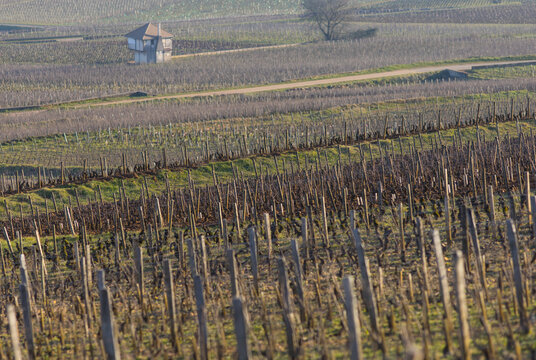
[445, 196, 452, 246]
[19, 282, 35, 359]
[154, 196, 164, 230]
[399, 203, 406, 263]
[223, 219, 229, 250]
[199, 235, 209, 290]
[342, 276, 363, 360]
[34, 230, 45, 269]
[19, 253, 29, 287]
[119, 218, 126, 251]
[525, 172, 531, 223]
[234, 202, 241, 243]
[100, 287, 121, 360]
[134, 246, 144, 309]
[3, 227, 14, 256]
[7, 304, 23, 360]
[114, 233, 120, 265]
[232, 297, 252, 360]
[81, 258, 92, 329]
[65, 206, 76, 235]
[52, 225, 58, 261]
[489, 185, 496, 236]
[416, 218, 430, 296]
[218, 202, 224, 245]
[506, 220, 529, 333]
[163, 259, 178, 350]
[304, 206, 315, 250]
[301, 217, 309, 258]
[84, 244, 92, 287]
[139, 206, 146, 234]
[187, 238, 198, 277]
[461, 203, 471, 273]
[351, 228, 380, 335]
[194, 275, 208, 360]
[277, 257, 297, 359]
[227, 249, 240, 298]
[97, 269, 105, 291]
[349, 209, 356, 232]
[321, 196, 329, 247]
[532, 196, 536, 239]
[407, 183, 414, 221]
[248, 226, 259, 292]
[431, 230, 454, 354]
[363, 188, 369, 230]
[290, 239, 305, 319]
[467, 208, 487, 297]
[74, 240, 80, 271]
[264, 213, 272, 261]
[454, 250, 471, 360]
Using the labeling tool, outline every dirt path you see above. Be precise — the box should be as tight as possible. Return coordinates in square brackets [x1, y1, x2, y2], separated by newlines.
[79, 59, 534, 108]
[4, 59, 535, 113]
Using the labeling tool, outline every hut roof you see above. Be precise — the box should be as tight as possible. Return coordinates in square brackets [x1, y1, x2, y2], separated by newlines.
[125, 23, 173, 40]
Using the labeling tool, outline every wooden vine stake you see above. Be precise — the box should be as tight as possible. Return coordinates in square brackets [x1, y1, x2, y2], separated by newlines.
[100, 285, 121, 360]
[321, 196, 329, 247]
[399, 203, 406, 263]
[163, 259, 178, 350]
[444, 196, 452, 246]
[194, 275, 208, 360]
[134, 245, 144, 310]
[531, 195, 536, 239]
[81, 258, 92, 329]
[19, 282, 35, 359]
[290, 239, 306, 320]
[277, 257, 298, 359]
[506, 220, 529, 333]
[477, 290, 496, 358]
[416, 218, 430, 296]
[525, 171, 531, 224]
[349, 210, 356, 232]
[342, 276, 363, 360]
[3, 226, 14, 256]
[200, 235, 210, 290]
[7, 304, 23, 360]
[351, 228, 380, 335]
[466, 208, 487, 298]
[264, 213, 272, 261]
[232, 296, 252, 360]
[227, 249, 240, 298]
[489, 185, 497, 237]
[187, 238, 198, 277]
[248, 226, 259, 293]
[431, 230, 454, 354]
[301, 217, 309, 259]
[18, 254, 35, 359]
[454, 250, 471, 360]
[97, 269, 105, 291]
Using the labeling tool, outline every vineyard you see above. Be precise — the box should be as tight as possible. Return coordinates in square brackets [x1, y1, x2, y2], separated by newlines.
[359, 0, 528, 13]
[1, 102, 536, 358]
[0, 0, 529, 25]
[3, 1, 536, 359]
[0, 18, 314, 65]
[3, 22, 536, 108]
[355, 3, 536, 24]
[0, 0, 305, 25]
[0, 91, 532, 169]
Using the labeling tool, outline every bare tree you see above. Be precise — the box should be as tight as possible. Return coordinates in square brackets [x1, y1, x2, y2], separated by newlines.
[302, 0, 350, 41]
